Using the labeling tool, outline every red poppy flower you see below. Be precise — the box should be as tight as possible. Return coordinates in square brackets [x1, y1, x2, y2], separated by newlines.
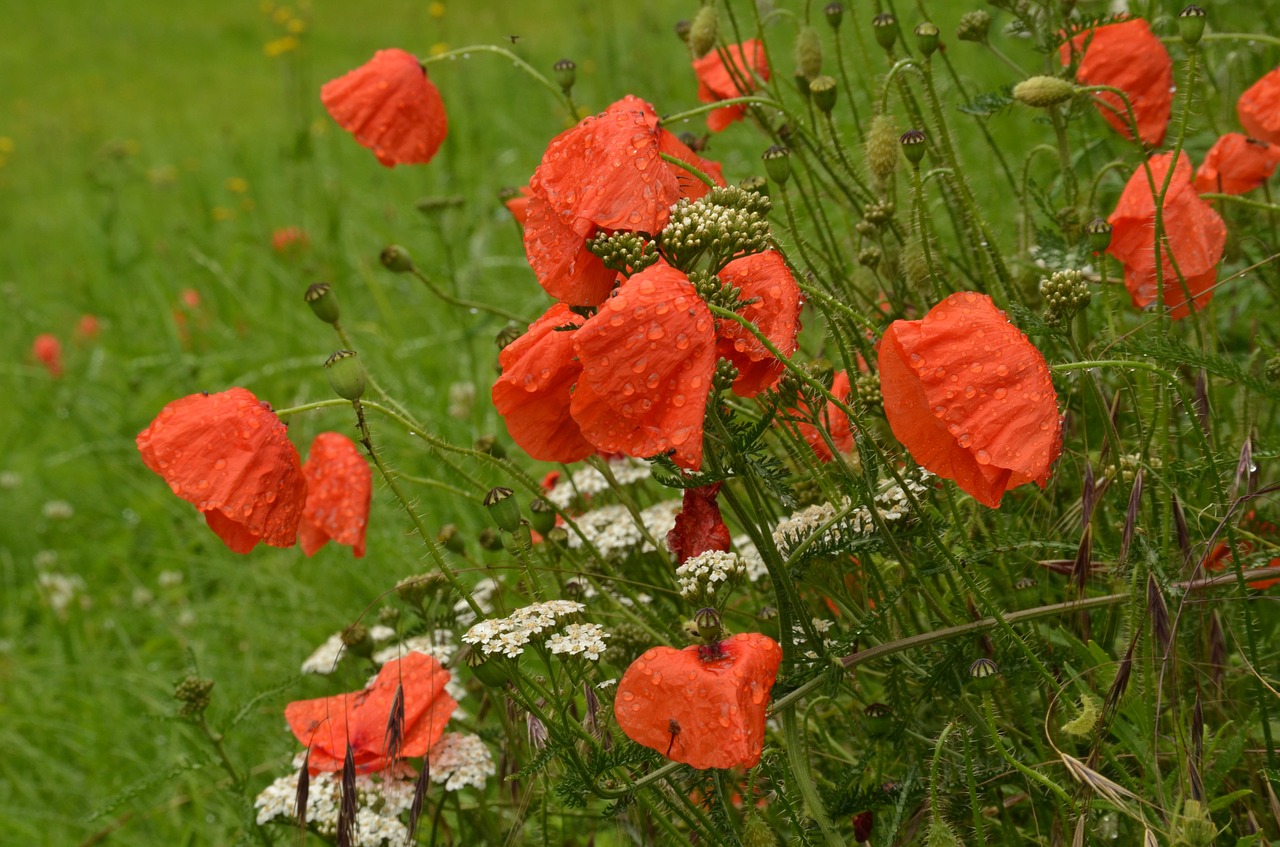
[503, 184, 533, 227]
[614, 632, 782, 770]
[1108, 152, 1227, 319]
[571, 263, 718, 470]
[1061, 19, 1172, 147]
[271, 225, 310, 254]
[1204, 512, 1280, 590]
[693, 40, 770, 133]
[668, 483, 731, 564]
[491, 303, 595, 463]
[286, 653, 457, 774]
[1239, 67, 1280, 145]
[321, 48, 448, 167]
[136, 388, 306, 553]
[1194, 133, 1280, 195]
[878, 292, 1062, 509]
[32, 334, 63, 378]
[715, 250, 803, 397]
[790, 370, 855, 463]
[75, 315, 100, 343]
[299, 432, 371, 558]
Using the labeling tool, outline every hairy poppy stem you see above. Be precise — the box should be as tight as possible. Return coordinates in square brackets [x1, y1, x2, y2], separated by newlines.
[419, 45, 574, 115]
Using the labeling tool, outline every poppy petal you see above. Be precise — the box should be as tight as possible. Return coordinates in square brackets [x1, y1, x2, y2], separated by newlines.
[715, 251, 804, 397]
[1194, 133, 1280, 195]
[692, 41, 770, 133]
[1239, 67, 1280, 145]
[523, 194, 619, 307]
[657, 130, 727, 201]
[1061, 19, 1172, 147]
[300, 433, 372, 558]
[667, 483, 731, 565]
[321, 49, 448, 167]
[790, 370, 855, 463]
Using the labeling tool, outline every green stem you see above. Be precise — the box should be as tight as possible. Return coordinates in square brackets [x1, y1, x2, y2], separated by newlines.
[420, 45, 573, 114]
[782, 708, 844, 847]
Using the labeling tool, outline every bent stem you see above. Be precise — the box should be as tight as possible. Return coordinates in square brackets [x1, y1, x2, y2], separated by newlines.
[421, 45, 573, 115]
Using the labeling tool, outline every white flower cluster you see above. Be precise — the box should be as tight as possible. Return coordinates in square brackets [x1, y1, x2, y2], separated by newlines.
[255, 764, 416, 845]
[546, 457, 653, 509]
[462, 600, 585, 658]
[773, 470, 933, 557]
[300, 626, 396, 675]
[732, 534, 770, 582]
[374, 630, 467, 704]
[795, 617, 838, 660]
[676, 550, 746, 601]
[36, 572, 88, 618]
[429, 732, 496, 791]
[453, 576, 499, 627]
[566, 499, 682, 560]
[546, 623, 609, 660]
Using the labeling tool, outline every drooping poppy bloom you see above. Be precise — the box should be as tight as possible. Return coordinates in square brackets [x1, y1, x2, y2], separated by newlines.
[667, 483, 731, 565]
[878, 292, 1062, 509]
[1061, 19, 1172, 147]
[32, 334, 63, 377]
[321, 48, 448, 167]
[286, 652, 457, 774]
[716, 250, 804, 397]
[1108, 152, 1227, 319]
[136, 388, 306, 553]
[789, 370, 855, 463]
[693, 40, 770, 133]
[614, 632, 782, 770]
[1239, 67, 1280, 145]
[299, 432, 371, 558]
[1194, 133, 1280, 195]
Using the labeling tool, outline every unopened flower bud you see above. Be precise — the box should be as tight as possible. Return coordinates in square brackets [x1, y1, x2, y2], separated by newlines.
[477, 527, 503, 551]
[1040, 268, 1091, 325]
[305, 282, 340, 324]
[795, 25, 823, 80]
[914, 22, 940, 57]
[1086, 217, 1112, 253]
[174, 675, 215, 718]
[484, 486, 522, 533]
[341, 623, 373, 658]
[824, 2, 844, 30]
[474, 434, 506, 458]
[465, 646, 509, 687]
[899, 129, 927, 165]
[528, 497, 556, 535]
[554, 58, 576, 93]
[809, 75, 838, 113]
[794, 73, 812, 99]
[1179, 6, 1207, 47]
[873, 13, 899, 52]
[324, 350, 366, 401]
[858, 247, 882, 269]
[956, 10, 991, 44]
[395, 572, 436, 607]
[763, 145, 791, 185]
[546, 526, 568, 546]
[436, 524, 465, 554]
[866, 113, 899, 186]
[689, 5, 719, 58]
[742, 809, 779, 847]
[378, 606, 400, 627]
[968, 657, 1000, 691]
[674, 19, 692, 44]
[739, 175, 768, 199]
[1012, 75, 1077, 108]
[380, 244, 415, 273]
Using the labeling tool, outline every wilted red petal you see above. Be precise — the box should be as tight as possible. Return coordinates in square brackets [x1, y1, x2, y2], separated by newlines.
[523, 194, 619, 307]
[790, 370, 855, 463]
[503, 184, 534, 227]
[321, 48, 448, 167]
[492, 304, 595, 463]
[300, 433, 372, 558]
[879, 293, 1062, 509]
[1194, 133, 1280, 195]
[693, 41, 770, 133]
[657, 130, 726, 201]
[1061, 19, 1172, 147]
[286, 653, 457, 774]
[137, 388, 306, 552]
[668, 483, 731, 564]
[32, 333, 63, 378]
[1108, 152, 1227, 319]
[614, 633, 782, 769]
[571, 263, 717, 470]
[715, 251, 804, 397]
[1239, 67, 1280, 145]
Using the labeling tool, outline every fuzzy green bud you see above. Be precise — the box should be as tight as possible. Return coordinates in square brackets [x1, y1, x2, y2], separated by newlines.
[553, 58, 577, 94]
[873, 13, 899, 52]
[762, 145, 792, 185]
[324, 350, 367, 401]
[528, 497, 556, 536]
[174, 675, 215, 718]
[903, 237, 931, 289]
[1171, 800, 1217, 847]
[823, 2, 844, 30]
[742, 810, 779, 847]
[899, 129, 927, 165]
[1179, 6, 1207, 47]
[866, 114, 899, 186]
[1086, 217, 1113, 253]
[484, 486, 522, 533]
[379, 244, 414, 273]
[794, 25, 823, 80]
[809, 75, 837, 113]
[956, 10, 991, 44]
[914, 22, 940, 57]
[925, 817, 962, 847]
[689, 5, 719, 59]
[1012, 75, 1077, 108]
[304, 282, 340, 325]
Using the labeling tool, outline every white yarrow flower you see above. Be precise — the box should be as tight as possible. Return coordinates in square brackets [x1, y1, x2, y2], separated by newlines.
[429, 732, 496, 791]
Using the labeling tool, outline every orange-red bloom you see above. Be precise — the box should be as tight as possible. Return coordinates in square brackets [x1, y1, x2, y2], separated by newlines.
[667, 483, 731, 564]
[615, 633, 782, 769]
[1108, 152, 1227, 319]
[32, 334, 63, 377]
[1061, 19, 1172, 147]
[136, 388, 306, 553]
[693, 40, 770, 133]
[75, 315, 101, 342]
[1239, 67, 1280, 144]
[716, 250, 804, 397]
[299, 432, 371, 558]
[878, 293, 1062, 509]
[286, 653, 457, 774]
[321, 48, 447, 167]
[271, 225, 310, 254]
[1204, 512, 1280, 590]
[502, 184, 533, 227]
[790, 370, 855, 463]
[1194, 133, 1280, 195]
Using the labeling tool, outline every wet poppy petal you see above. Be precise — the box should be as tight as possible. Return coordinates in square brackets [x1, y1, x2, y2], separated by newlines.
[692, 41, 770, 133]
[657, 130, 726, 201]
[523, 195, 619, 307]
[300, 433, 372, 558]
[1239, 67, 1280, 145]
[668, 483, 731, 565]
[790, 370, 855, 463]
[321, 49, 448, 167]
[715, 251, 803, 398]
[1194, 133, 1280, 195]
[1061, 19, 1172, 147]
[879, 292, 1062, 508]
[570, 263, 717, 470]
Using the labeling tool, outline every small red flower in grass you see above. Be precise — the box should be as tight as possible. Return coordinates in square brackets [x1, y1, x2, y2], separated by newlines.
[1194, 133, 1280, 195]
[32, 334, 63, 377]
[286, 653, 457, 774]
[321, 48, 447, 167]
[878, 292, 1062, 509]
[1204, 512, 1280, 590]
[693, 40, 770, 133]
[271, 225, 310, 254]
[136, 388, 306, 553]
[716, 250, 804, 397]
[1108, 151, 1226, 319]
[789, 370, 855, 463]
[1239, 67, 1280, 145]
[75, 315, 100, 343]
[300, 433, 371, 558]
[615, 633, 782, 769]
[1061, 19, 1172, 147]
[668, 483, 731, 564]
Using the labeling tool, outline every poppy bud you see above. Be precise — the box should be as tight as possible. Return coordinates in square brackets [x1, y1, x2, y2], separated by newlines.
[914, 22, 940, 58]
[379, 244, 415, 273]
[794, 73, 812, 99]
[305, 282, 340, 324]
[873, 13, 899, 52]
[341, 622, 373, 658]
[762, 145, 791, 185]
[1086, 217, 1112, 253]
[689, 5, 719, 59]
[554, 58, 576, 93]
[465, 646, 509, 687]
[863, 702, 893, 737]
[926, 817, 962, 847]
[899, 129, 927, 165]
[809, 75, 838, 113]
[545, 526, 568, 546]
[174, 675, 215, 719]
[794, 25, 823, 80]
[436, 524, 466, 554]
[824, 3, 844, 30]
[324, 350, 367, 401]
[738, 174, 769, 199]
[528, 497, 556, 535]
[1012, 75, 1077, 108]
[1178, 6, 1206, 47]
[495, 322, 521, 352]
[1171, 800, 1216, 847]
[968, 657, 1000, 691]
[474, 434, 506, 458]
[484, 486, 522, 533]
[477, 527, 503, 551]
[674, 19, 692, 44]
[742, 810, 778, 847]
[866, 113, 899, 186]
[858, 246, 882, 269]
[1015, 576, 1038, 590]
[956, 10, 990, 44]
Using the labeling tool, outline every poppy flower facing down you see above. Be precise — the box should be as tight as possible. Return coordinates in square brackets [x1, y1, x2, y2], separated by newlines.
[693, 40, 770, 132]
[321, 48, 447, 167]
[1061, 19, 1172, 147]
[667, 483, 731, 565]
[615, 633, 782, 769]
[137, 388, 306, 553]
[1194, 133, 1280, 195]
[32, 334, 63, 377]
[878, 293, 1062, 509]
[716, 250, 804, 397]
[1108, 152, 1227, 319]
[789, 370, 855, 463]
[1239, 67, 1280, 144]
[286, 652, 457, 774]
[299, 432, 372, 558]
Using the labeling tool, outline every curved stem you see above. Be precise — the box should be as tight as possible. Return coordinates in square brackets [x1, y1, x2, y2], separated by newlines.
[420, 45, 573, 114]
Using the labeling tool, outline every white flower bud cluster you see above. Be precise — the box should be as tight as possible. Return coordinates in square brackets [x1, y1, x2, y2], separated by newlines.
[545, 457, 653, 509]
[676, 550, 746, 601]
[462, 600, 586, 658]
[566, 499, 682, 560]
[429, 732, 496, 791]
[774, 470, 933, 556]
[659, 187, 772, 271]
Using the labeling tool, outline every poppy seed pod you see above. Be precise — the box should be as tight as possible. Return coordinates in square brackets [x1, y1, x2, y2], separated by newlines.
[863, 702, 893, 737]
[914, 22, 940, 58]
[1012, 75, 1077, 109]
[968, 657, 1000, 691]
[809, 75, 837, 113]
[1179, 5, 1207, 47]
[899, 129, 927, 165]
[528, 497, 556, 535]
[380, 244, 415, 273]
[436, 523, 465, 554]
[739, 174, 768, 199]
[483, 486, 522, 533]
[873, 13, 899, 52]
[689, 5, 719, 58]
[465, 647, 509, 687]
[324, 350, 367, 401]
[553, 58, 576, 93]
[762, 145, 792, 184]
[304, 282, 340, 324]
[1085, 217, 1112, 253]
[824, 2, 844, 29]
[794, 25, 823, 80]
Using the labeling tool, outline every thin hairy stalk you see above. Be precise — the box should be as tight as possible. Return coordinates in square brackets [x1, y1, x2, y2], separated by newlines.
[421, 45, 573, 114]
